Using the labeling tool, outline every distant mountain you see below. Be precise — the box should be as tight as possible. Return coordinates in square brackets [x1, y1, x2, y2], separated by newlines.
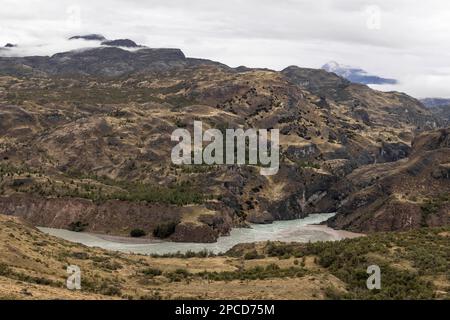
[101, 39, 142, 48]
[69, 34, 106, 41]
[0, 45, 232, 77]
[69, 35, 143, 48]
[420, 98, 450, 108]
[1, 47, 188, 77]
[421, 98, 450, 126]
[322, 61, 397, 85]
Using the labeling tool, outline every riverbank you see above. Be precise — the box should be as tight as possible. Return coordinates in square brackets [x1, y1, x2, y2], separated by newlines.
[38, 213, 364, 255]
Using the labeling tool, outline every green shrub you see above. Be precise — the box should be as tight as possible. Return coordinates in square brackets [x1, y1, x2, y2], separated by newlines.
[165, 268, 191, 282]
[101, 285, 122, 296]
[71, 252, 90, 260]
[0, 263, 11, 276]
[142, 268, 162, 277]
[100, 261, 123, 271]
[244, 250, 264, 260]
[130, 229, 146, 238]
[153, 222, 178, 239]
[198, 265, 306, 282]
[150, 249, 216, 259]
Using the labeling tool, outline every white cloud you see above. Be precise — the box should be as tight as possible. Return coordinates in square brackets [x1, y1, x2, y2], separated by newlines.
[1, 0, 450, 98]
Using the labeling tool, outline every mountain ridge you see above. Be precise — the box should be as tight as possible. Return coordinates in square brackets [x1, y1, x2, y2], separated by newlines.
[322, 61, 397, 85]
[0, 39, 447, 242]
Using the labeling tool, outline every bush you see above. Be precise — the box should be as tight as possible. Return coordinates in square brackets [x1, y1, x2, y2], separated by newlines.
[149, 249, 216, 259]
[113, 181, 206, 206]
[198, 265, 306, 282]
[0, 263, 11, 276]
[165, 268, 191, 282]
[68, 221, 88, 232]
[71, 252, 90, 260]
[153, 222, 178, 239]
[101, 285, 122, 296]
[130, 229, 146, 238]
[244, 250, 264, 260]
[142, 268, 162, 277]
[298, 161, 321, 169]
[100, 261, 123, 271]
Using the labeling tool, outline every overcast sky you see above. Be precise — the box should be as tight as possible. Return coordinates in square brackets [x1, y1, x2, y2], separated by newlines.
[1, 0, 450, 98]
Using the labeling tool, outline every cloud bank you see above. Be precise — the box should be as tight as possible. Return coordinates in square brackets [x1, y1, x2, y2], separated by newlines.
[1, 0, 450, 98]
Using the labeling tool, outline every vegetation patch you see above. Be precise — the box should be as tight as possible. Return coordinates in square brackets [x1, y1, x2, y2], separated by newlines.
[198, 264, 307, 282]
[130, 229, 146, 238]
[153, 221, 178, 239]
[141, 268, 163, 277]
[259, 228, 450, 299]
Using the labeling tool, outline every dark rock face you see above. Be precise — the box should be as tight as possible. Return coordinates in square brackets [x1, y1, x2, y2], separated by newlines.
[432, 164, 450, 179]
[69, 34, 106, 41]
[412, 128, 450, 152]
[101, 39, 141, 47]
[330, 196, 449, 232]
[198, 213, 232, 235]
[246, 210, 274, 224]
[0, 194, 182, 235]
[332, 196, 425, 232]
[377, 142, 410, 162]
[269, 194, 305, 220]
[4, 43, 16, 48]
[171, 222, 219, 243]
[352, 108, 371, 125]
[0, 194, 232, 243]
[322, 159, 357, 177]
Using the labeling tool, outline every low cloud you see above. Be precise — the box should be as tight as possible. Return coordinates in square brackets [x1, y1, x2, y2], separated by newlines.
[1, 0, 450, 98]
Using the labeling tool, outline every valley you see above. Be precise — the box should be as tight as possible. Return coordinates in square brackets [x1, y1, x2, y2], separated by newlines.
[2, 0, 450, 306]
[0, 215, 448, 300]
[0, 44, 448, 244]
[0, 40, 448, 301]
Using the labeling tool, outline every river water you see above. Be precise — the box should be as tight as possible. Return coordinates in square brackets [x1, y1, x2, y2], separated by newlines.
[38, 213, 359, 255]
